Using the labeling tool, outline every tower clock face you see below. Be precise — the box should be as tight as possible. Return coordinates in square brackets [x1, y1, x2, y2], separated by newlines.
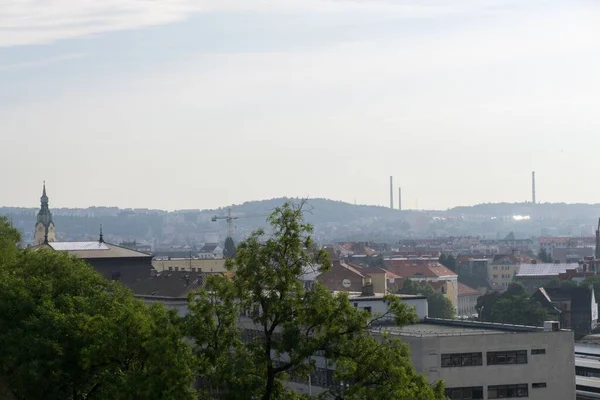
[342, 279, 351, 288]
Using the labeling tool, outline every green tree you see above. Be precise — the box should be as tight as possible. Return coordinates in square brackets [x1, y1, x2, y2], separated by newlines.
[582, 275, 600, 301]
[491, 294, 551, 326]
[399, 280, 456, 319]
[538, 248, 552, 263]
[476, 283, 554, 326]
[223, 236, 236, 258]
[0, 248, 195, 400]
[366, 254, 384, 268]
[0, 216, 20, 266]
[186, 202, 445, 400]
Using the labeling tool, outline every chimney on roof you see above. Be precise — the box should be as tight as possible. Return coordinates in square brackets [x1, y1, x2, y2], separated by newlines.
[361, 276, 375, 296]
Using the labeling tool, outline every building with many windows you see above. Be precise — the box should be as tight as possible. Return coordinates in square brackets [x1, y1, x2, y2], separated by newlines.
[285, 319, 575, 399]
[488, 254, 520, 289]
[574, 342, 600, 399]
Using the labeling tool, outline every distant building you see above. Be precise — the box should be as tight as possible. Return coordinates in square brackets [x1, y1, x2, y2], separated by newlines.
[384, 257, 458, 312]
[151, 258, 227, 274]
[516, 262, 581, 293]
[130, 270, 208, 300]
[198, 243, 223, 259]
[316, 261, 365, 292]
[553, 247, 595, 264]
[533, 286, 598, 339]
[119, 240, 152, 254]
[33, 235, 153, 287]
[33, 183, 56, 245]
[457, 282, 480, 317]
[488, 254, 521, 289]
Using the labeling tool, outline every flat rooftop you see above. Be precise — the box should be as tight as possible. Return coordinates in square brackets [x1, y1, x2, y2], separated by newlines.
[375, 318, 543, 337]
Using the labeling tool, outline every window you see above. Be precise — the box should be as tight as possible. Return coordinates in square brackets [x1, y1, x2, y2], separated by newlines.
[364, 306, 372, 314]
[576, 366, 600, 378]
[441, 352, 483, 368]
[531, 349, 546, 355]
[532, 382, 547, 388]
[488, 384, 528, 399]
[493, 274, 498, 278]
[487, 350, 527, 365]
[445, 386, 483, 400]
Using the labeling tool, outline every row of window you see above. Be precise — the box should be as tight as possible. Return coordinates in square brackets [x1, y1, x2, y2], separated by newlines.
[446, 383, 544, 400]
[576, 366, 600, 378]
[442, 350, 537, 368]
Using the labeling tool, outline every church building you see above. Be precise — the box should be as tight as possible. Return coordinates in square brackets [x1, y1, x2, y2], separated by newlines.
[34, 182, 56, 245]
[32, 184, 153, 287]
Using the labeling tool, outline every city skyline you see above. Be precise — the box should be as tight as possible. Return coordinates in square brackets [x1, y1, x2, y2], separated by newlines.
[2, 0, 600, 210]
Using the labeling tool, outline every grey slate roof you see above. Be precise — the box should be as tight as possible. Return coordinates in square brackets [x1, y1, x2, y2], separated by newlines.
[35, 241, 152, 259]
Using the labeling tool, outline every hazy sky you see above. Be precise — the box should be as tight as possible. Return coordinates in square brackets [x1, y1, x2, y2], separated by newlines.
[2, 0, 600, 211]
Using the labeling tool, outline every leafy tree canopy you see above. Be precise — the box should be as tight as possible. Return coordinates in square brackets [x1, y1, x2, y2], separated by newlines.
[223, 236, 236, 258]
[186, 202, 445, 400]
[398, 280, 455, 319]
[476, 283, 554, 326]
[0, 217, 195, 400]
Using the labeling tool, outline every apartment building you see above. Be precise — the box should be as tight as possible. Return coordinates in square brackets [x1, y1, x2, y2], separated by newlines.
[575, 342, 600, 400]
[488, 254, 520, 289]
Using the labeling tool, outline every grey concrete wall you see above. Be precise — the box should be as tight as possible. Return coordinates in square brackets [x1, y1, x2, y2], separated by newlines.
[405, 330, 575, 400]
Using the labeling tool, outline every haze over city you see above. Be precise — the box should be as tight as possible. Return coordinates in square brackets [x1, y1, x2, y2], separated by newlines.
[2, 0, 600, 210]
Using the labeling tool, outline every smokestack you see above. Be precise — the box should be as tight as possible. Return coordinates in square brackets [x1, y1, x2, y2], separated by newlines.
[594, 218, 600, 260]
[532, 171, 536, 205]
[389, 176, 394, 209]
[398, 187, 402, 211]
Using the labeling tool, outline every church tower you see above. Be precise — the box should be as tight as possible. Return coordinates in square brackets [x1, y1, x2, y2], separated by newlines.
[34, 182, 56, 245]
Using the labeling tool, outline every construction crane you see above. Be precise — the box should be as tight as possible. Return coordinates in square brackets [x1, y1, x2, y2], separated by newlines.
[211, 207, 270, 239]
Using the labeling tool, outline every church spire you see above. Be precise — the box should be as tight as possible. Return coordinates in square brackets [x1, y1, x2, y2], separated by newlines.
[34, 182, 56, 246]
[41, 181, 48, 205]
[99, 224, 104, 243]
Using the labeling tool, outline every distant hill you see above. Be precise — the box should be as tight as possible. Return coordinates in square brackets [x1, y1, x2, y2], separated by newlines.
[2, 198, 599, 246]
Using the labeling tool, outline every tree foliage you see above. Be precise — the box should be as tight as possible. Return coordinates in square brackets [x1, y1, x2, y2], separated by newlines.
[538, 248, 553, 263]
[476, 283, 553, 326]
[0, 218, 195, 400]
[186, 202, 445, 400]
[398, 280, 456, 319]
[223, 236, 236, 258]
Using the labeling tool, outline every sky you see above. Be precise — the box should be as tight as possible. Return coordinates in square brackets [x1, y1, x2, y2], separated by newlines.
[2, 0, 600, 211]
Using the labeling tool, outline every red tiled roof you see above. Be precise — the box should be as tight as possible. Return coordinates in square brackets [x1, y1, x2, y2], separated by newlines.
[338, 261, 364, 277]
[458, 282, 480, 297]
[385, 263, 457, 279]
[357, 266, 402, 279]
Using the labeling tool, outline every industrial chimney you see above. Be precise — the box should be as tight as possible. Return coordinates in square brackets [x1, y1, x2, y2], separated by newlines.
[532, 171, 536, 205]
[398, 187, 402, 211]
[389, 176, 394, 209]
